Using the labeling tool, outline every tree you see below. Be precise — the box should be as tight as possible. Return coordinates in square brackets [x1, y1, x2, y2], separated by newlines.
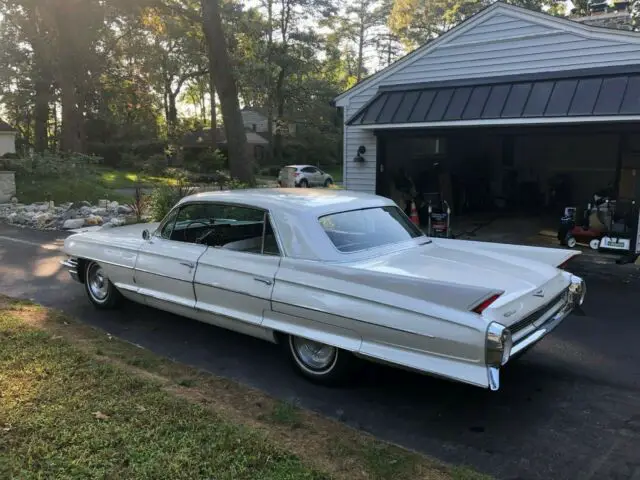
[388, 0, 563, 49]
[201, 0, 253, 184]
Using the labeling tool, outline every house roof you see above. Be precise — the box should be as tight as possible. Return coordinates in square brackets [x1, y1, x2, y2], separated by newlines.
[333, 2, 640, 107]
[241, 108, 268, 125]
[346, 65, 640, 127]
[0, 119, 16, 133]
[182, 128, 269, 147]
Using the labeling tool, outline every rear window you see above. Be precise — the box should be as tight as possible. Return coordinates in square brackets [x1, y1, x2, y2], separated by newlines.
[319, 206, 424, 253]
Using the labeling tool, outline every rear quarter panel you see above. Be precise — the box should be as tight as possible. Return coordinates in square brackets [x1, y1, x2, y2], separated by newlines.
[268, 258, 492, 388]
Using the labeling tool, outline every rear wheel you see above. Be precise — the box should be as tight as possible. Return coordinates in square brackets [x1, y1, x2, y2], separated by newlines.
[299, 179, 309, 188]
[84, 261, 122, 309]
[285, 335, 354, 385]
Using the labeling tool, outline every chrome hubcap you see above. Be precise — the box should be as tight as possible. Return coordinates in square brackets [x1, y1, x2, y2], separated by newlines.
[292, 337, 337, 371]
[88, 264, 109, 301]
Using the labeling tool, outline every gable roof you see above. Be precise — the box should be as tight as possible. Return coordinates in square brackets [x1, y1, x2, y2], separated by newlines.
[0, 119, 16, 133]
[333, 2, 640, 107]
[182, 127, 269, 147]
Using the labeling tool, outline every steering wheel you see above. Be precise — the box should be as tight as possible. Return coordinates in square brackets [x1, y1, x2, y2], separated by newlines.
[183, 220, 213, 243]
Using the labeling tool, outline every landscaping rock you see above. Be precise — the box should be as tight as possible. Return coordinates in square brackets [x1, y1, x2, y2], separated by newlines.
[60, 209, 78, 221]
[98, 199, 109, 208]
[91, 207, 108, 216]
[108, 217, 125, 227]
[69, 200, 91, 210]
[85, 215, 103, 226]
[62, 218, 86, 230]
[0, 198, 148, 232]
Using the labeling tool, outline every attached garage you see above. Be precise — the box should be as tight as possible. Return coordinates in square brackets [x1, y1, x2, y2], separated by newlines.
[334, 2, 640, 237]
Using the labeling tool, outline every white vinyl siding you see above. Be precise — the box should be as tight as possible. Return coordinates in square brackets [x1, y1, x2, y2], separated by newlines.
[341, 6, 640, 194]
[0, 133, 15, 156]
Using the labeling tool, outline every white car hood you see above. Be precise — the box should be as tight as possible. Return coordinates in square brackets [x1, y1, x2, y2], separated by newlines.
[349, 241, 562, 301]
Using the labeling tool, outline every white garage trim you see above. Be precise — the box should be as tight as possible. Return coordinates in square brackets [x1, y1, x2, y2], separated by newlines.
[356, 115, 640, 130]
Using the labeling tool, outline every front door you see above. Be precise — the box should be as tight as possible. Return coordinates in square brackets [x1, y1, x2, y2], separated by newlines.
[134, 203, 210, 316]
[193, 205, 281, 326]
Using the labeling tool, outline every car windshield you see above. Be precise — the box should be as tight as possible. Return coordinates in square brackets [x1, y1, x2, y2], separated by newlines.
[319, 206, 425, 253]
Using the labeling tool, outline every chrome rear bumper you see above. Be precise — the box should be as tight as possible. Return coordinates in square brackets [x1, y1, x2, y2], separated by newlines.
[488, 275, 586, 391]
[60, 257, 81, 283]
[511, 275, 585, 357]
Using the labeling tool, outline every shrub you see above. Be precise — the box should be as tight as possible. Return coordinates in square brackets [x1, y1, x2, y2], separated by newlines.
[142, 153, 169, 176]
[5, 152, 101, 177]
[149, 181, 197, 221]
[258, 166, 281, 177]
[127, 185, 150, 223]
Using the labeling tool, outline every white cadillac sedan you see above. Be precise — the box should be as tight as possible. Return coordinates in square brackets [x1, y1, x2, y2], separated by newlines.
[61, 188, 586, 391]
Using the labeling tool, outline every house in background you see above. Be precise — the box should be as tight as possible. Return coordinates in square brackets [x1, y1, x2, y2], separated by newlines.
[334, 1, 640, 217]
[241, 107, 297, 137]
[181, 127, 269, 166]
[0, 119, 16, 156]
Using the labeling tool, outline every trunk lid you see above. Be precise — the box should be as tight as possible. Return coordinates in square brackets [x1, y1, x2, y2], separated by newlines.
[348, 241, 566, 309]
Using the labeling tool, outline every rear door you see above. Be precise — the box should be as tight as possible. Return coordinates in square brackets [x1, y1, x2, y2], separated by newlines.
[194, 204, 282, 327]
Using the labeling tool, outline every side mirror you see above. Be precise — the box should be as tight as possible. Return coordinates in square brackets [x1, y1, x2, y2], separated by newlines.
[142, 229, 150, 240]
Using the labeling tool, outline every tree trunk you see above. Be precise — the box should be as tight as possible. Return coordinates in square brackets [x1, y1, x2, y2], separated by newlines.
[273, 68, 285, 164]
[34, 77, 51, 153]
[208, 65, 217, 144]
[168, 91, 178, 134]
[60, 74, 82, 153]
[266, 0, 274, 163]
[357, 19, 365, 82]
[202, 0, 252, 185]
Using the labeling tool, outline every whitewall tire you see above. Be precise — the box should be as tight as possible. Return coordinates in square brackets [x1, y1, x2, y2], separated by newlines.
[285, 335, 354, 385]
[84, 261, 122, 309]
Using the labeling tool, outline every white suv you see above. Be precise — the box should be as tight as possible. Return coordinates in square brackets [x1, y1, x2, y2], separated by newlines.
[277, 165, 334, 188]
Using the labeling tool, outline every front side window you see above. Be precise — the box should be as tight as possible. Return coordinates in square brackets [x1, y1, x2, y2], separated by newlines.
[159, 202, 280, 255]
[319, 206, 424, 253]
[158, 209, 179, 240]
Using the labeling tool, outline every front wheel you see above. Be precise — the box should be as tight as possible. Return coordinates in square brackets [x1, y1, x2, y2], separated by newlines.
[84, 261, 123, 309]
[285, 335, 354, 385]
[324, 178, 333, 188]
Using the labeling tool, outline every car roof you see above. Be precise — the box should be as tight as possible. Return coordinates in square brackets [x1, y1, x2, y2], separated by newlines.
[176, 188, 411, 262]
[179, 188, 390, 215]
[283, 164, 314, 169]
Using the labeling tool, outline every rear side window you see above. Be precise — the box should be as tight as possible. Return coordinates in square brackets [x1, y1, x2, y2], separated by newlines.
[319, 206, 423, 253]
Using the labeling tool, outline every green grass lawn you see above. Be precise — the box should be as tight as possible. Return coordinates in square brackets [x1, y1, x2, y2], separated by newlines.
[14, 169, 178, 205]
[98, 169, 178, 189]
[15, 174, 131, 205]
[0, 298, 489, 480]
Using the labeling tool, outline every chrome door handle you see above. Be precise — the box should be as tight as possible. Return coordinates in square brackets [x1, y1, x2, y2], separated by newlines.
[180, 262, 195, 268]
[254, 277, 273, 286]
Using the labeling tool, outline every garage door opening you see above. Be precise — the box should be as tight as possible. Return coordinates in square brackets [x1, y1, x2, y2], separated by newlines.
[376, 124, 640, 247]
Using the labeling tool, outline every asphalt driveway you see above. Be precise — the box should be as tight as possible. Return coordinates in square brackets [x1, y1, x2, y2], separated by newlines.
[1, 223, 639, 480]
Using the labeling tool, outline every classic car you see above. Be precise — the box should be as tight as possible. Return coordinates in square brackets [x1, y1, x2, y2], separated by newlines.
[61, 188, 586, 391]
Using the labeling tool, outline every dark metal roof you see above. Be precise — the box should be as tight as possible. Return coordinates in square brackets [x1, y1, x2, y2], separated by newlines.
[347, 69, 640, 127]
[0, 119, 16, 132]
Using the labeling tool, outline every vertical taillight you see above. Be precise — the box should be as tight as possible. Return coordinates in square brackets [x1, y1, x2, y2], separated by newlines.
[472, 294, 501, 314]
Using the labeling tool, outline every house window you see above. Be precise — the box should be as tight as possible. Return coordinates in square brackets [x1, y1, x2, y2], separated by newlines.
[254, 145, 265, 162]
